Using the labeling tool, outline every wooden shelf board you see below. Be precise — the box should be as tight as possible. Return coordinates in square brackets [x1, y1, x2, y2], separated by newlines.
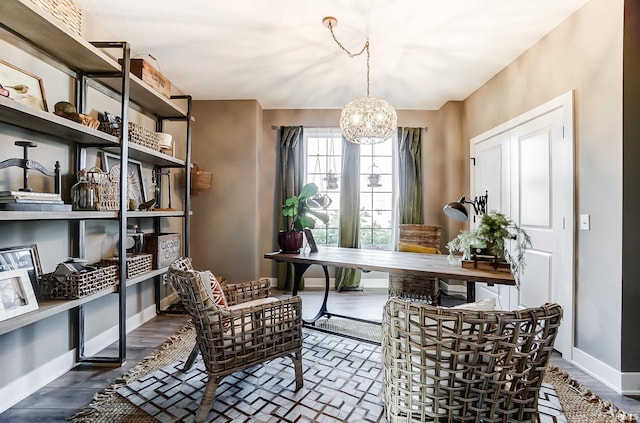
[0, 96, 117, 145]
[0, 287, 115, 336]
[0, 210, 118, 221]
[128, 210, 186, 218]
[126, 268, 168, 287]
[0, 0, 187, 118]
[103, 144, 185, 167]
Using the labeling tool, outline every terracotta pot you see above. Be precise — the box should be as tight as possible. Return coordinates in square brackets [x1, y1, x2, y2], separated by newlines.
[278, 230, 303, 253]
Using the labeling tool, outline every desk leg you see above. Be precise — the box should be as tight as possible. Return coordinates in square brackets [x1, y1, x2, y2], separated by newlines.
[467, 281, 476, 302]
[291, 263, 330, 324]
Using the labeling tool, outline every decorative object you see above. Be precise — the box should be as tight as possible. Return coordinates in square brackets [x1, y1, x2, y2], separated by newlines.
[143, 233, 181, 269]
[39, 264, 117, 300]
[446, 210, 532, 278]
[0, 59, 47, 111]
[323, 171, 339, 190]
[0, 268, 39, 321]
[53, 101, 99, 129]
[382, 298, 563, 423]
[0, 141, 68, 211]
[98, 111, 161, 151]
[156, 132, 174, 156]
[279, 182, 330, 253]
[367, 164, 382, 187]
[98, 253, 152, 279]
[322, 16, 397, 145]
[152, 169, 174, 210]
[28, 0, 82, 35]
[70, 167, 119, 211]
[443, 190, 489, 222]
[101, 151, 147, 208]
[126, 225, 144, 254]
[118, 58, 171, 99]
[0, 245, 43, 299]
[190, 164, 213, 195]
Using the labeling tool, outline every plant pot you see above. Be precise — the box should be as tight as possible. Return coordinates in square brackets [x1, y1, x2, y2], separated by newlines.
[278, 230, 304, 254]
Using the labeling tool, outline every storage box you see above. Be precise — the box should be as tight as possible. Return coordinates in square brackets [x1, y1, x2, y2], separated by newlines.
[30, 0, 83, 36]
[119, 59, 171, 99]
[98, 254, 153, 279]
[39, 265, 117, 299]
[144, 233, 181, 269]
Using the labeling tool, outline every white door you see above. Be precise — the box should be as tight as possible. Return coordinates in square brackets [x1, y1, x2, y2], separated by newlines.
[471, 92, 575, 358]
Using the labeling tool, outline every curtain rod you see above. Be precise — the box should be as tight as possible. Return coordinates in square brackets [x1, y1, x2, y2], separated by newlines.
[271, 125, 428, 131]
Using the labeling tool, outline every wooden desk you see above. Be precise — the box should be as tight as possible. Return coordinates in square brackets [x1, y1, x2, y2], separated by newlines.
[264, 246, 515, 324]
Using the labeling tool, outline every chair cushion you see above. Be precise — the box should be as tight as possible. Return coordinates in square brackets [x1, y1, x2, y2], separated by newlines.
[452, 297, 496, 311]
[398, 242, 441, 254]
[227, 297, 280, 311]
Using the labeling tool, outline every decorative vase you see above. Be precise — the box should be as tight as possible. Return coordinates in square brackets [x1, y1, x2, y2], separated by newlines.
[278, 230, 304, 254]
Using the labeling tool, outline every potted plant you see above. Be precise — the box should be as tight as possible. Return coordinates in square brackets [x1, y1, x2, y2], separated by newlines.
[446, 211, 532, 278]
[279, 182, 330, 253]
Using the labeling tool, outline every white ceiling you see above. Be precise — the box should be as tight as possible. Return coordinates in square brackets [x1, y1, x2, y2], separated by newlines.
[74, 0, 590, 110]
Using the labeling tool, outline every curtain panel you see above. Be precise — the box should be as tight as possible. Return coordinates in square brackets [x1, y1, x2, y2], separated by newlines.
[277, 126, 304, 290]
[398, 127, 424, 225]
[335, 136, 362, 291]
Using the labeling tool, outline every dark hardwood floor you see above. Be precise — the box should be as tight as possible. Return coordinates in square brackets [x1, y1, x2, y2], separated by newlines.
[1, 288, 638, 422]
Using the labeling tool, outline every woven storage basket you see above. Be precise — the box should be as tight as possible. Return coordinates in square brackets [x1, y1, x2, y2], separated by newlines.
[39, 265, 117, 299]
[390, 224, 442, 304]
[29, 0, 82, 35]
[98, 122, 161, 151]
[98, 254, 152, 279]
[86, 167, 119, 211]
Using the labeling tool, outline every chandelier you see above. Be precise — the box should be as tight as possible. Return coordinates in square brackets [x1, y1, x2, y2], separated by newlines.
[323, 16, 397, 145]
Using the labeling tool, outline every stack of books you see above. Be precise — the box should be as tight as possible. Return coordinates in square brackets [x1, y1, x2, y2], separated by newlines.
[0, 191, 71, 211]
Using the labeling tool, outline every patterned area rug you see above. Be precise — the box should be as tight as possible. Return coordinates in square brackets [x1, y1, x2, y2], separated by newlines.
[69, 322, 638, 423]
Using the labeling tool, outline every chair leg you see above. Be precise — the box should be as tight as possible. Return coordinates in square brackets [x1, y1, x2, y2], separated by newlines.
[183, 343, 200, 371]
[195, 376, 218, 423]
[292, 351, 303, 390]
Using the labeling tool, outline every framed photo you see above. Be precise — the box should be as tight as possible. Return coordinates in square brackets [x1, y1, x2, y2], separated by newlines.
[0, 245, 43, 299]
[100, 151, 147, 206]
[0, 59, 48, 111]
[0, 269, 39, 322]
[304, 229, 319, 253]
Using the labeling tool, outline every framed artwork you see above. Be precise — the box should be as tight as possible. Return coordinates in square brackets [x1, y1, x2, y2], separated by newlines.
[100, 151, 147, 206]
[0, 245, 43, 299]
[0, 269, 39, 322]
[0, 59, 48, 111]
[304, 229, 319, 253]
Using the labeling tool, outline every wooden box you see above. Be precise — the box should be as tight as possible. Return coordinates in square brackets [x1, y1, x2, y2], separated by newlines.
[144, 233, 181, 269]
[119, 59, 171, 99]
[462, 254, 511, 272]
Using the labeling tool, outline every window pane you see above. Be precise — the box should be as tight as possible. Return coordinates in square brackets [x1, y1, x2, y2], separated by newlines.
[373, 210, 393, 229]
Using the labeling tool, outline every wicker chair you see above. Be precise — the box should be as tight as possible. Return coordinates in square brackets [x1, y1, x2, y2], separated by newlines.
[382, 298, 563, 423]
[389, 224, 442, 304]
[167, 258, 304, 423]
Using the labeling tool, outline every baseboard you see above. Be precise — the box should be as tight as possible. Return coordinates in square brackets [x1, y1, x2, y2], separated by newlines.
[159, 292, 180, 310]
[0, 304, 159, 413]
[571, 347, 640, 395]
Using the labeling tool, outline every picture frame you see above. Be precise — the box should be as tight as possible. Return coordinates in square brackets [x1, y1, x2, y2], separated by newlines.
[100, 151, 147, 206]
[0, 268, 39, 322]
[0, 59, 48, 112]
[0, 245, 43, 299]
[304, 229, 319, 253]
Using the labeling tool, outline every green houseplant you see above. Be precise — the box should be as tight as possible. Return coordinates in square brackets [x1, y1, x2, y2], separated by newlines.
[279, 182, 330, 253]
[446, 211, 532, 278]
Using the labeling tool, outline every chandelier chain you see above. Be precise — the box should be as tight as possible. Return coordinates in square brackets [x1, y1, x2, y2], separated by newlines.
[327, 21, 371, 97]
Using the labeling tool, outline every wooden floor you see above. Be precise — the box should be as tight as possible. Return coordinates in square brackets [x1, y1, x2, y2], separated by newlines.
[1, 288, 638, 421]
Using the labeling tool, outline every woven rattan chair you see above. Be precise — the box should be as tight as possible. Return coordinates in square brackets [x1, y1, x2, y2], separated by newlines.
[389, 224, 442, 304]
[167, 258, 304, 423]
[382, 298, 563, 423]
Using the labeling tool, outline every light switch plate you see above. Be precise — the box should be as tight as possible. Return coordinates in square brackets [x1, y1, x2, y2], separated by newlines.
[580, 214, 590, 230]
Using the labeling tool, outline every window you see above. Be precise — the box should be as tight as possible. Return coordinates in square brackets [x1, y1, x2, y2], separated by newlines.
[304, 128, 395, 249]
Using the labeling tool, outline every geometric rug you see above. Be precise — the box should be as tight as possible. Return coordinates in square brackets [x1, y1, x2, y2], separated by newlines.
[116, 329, 566, 423]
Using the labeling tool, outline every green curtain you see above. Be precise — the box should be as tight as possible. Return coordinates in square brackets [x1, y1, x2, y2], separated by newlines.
[277, 126, 304, 290]
[398, 127, 424, 224]
[335, 136, 362, 291]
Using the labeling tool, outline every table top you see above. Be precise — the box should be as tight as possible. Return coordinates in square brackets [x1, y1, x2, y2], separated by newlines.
[264, 246, 515, 285]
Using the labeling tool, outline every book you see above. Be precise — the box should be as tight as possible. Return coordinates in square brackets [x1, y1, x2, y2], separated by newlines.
[0, 198, 64, 204]
[0, 191, 61, 201]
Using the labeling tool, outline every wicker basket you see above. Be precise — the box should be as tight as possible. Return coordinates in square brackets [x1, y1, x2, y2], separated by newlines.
[85, 167, 119, 211]
[29, 0, 82, 35]
[398, 224, 441, 247]
[98, 122, 161, 151]
[39, 265, 117, 299]
[98, 254, 152, 279]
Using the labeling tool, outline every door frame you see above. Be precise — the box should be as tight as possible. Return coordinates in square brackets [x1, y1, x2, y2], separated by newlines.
[469, 91, 575, 359]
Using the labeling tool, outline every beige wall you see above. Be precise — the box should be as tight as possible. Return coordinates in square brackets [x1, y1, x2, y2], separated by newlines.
[464, 0, 624, 369]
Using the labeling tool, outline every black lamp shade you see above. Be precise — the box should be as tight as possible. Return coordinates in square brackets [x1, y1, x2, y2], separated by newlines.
[443, 201, 469, 222]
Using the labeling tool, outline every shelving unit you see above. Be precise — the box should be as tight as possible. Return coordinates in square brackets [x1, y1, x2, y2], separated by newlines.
[0, 0, 191, 366]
